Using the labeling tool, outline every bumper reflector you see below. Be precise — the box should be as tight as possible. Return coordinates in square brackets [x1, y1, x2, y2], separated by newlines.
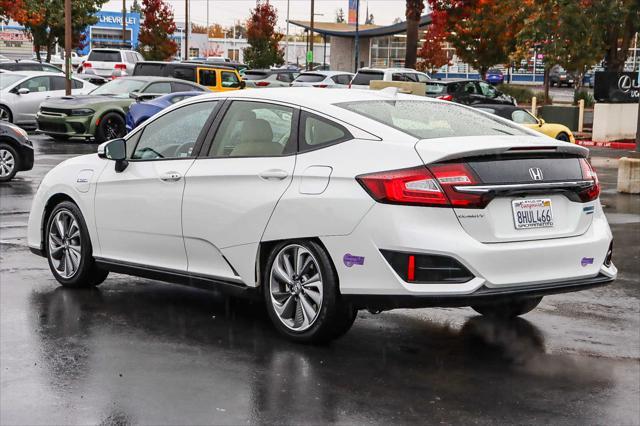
[381, 250, 474, 284]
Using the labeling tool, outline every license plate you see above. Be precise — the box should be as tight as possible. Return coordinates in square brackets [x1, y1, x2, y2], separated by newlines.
[512, 198, 554, 229]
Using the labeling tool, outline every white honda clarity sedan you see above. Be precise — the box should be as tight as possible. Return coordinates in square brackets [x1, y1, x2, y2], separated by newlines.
[27, 88, 616, 343]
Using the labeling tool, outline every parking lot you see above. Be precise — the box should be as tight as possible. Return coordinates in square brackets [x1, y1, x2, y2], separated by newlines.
[1, 134, 639, 425]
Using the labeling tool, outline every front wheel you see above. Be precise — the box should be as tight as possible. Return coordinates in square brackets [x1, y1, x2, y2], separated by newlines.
[0, 143, 18, 182]
[264, 240, 356, 343]
[472, 296, 542, 318]
[95, 112, 126, 143]
[45, 201, 108, 287]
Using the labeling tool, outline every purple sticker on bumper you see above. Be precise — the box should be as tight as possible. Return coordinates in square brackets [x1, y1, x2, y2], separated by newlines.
[343, 253, 365, 267]
[581, 257, 594, 267]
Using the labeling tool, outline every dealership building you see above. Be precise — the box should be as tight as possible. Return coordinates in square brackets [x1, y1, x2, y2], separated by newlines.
[78, 11, 141, 55]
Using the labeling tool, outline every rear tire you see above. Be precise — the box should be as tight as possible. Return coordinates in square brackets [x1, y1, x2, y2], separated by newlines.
[95, 112, 126, 143]
[264, 240, 356, 343]
[0, 105, 12, 123]
[472, 297, 542, 318]
[45, 201, 108, 288]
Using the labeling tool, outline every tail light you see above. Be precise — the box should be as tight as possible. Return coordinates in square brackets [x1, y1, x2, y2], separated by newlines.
[83, 62, 92, 68]
[578, 158, 600, 202]
[255, 81, 270, 87]
[114, 63, 127, 70]
[348, 83, 352, 88]
[437, 94, 453, 101]
[313, 84, 328, 88]
[356, 163, 488, 208]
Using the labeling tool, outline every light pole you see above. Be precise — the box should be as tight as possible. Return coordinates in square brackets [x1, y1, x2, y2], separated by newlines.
[636, 64, 639, 150]
[184, 0, 189, 60]
[285, 0, 290, 66]
[354, 0, 360, 73]
[308, 0, 315, 70]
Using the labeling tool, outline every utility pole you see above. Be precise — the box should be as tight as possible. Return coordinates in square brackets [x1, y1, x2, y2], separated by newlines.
[285, 0, 290, 66]
[184, 0, 189, 60]
[64, 0, 71, 95]
[122, 0, 127, 48]
[308, 0, 314, 70]
[636, 64, 639, 150]
[354, 0, 360, 73]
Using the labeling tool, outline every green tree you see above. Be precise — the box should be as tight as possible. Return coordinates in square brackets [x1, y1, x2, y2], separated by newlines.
[138, 0, 178, 61]
[590, 0, 640, 72]
[243, 0, 284, 69]
[130, 0, 142, 14]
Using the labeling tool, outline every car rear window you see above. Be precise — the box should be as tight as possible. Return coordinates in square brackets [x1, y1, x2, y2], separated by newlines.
[351, 71, 383, 86]
[244, 71, 268, 80]
[88, 50, 121, 62]
[134, 63, 166, 76]
[337, 100, 529, 140]
[425, 83, 446, 94]
[295, 73, 325, 83]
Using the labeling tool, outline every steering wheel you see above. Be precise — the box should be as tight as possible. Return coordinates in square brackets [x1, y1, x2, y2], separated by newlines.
[174, 141, 194, 158]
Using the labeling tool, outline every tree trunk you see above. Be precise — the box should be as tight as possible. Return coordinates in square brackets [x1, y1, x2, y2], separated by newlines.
[480, 66, 488, 80]
[405, 17, 419, 69]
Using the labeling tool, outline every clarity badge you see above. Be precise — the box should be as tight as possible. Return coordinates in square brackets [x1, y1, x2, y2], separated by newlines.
[343, 253, 365, 267]
[581, 257, 594, 267]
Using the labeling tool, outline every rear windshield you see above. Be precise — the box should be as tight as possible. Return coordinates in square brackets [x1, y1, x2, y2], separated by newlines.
[352, 71, 383, 86]
[295, 73, 325, 83]
[88, 50, 121, 62]
[425, 83, 446, 94]
[337, 100, 529, 140]
[243, 72, 268, 80]
[488, 69, 501, 74]
[134, 63, 165, 76]
[90, 78, 147, 96]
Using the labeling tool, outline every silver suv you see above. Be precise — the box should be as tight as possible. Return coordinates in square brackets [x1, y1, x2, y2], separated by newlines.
[79, 49, 144, 77]
[349, 67, 431, 89]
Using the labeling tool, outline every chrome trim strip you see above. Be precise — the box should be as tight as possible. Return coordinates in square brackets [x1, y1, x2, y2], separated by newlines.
[454, 180, 593, 194]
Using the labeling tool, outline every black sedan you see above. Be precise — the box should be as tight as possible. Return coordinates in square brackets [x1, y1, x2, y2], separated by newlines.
[0, 122, 34, 182]
[425, 79, 516, 105]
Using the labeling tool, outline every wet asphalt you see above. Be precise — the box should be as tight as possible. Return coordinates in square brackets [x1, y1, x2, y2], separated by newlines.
[1, 137, 639, 425]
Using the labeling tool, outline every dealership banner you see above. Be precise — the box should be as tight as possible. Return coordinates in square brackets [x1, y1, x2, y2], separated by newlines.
[348, 0, 358, 24]
[594, 71, 640, 103]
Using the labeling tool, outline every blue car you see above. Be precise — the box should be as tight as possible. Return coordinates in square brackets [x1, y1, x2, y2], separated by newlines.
[485, 68, 504, 85]
[125, 91, 206, 132]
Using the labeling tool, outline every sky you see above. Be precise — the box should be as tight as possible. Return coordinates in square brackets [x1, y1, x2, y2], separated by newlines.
[102, 0, 412, 33]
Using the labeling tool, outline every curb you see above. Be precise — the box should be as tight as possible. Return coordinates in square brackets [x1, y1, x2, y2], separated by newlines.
[576, 140, 637, 150]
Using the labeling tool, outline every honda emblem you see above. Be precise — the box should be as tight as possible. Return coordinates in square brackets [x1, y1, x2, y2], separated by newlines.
[529, 167, 544, 181]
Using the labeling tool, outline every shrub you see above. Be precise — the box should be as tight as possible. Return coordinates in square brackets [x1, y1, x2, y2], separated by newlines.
[497, 84, 534, 104]
[573, 89, 595, 107]
[533, 91, 553, 105]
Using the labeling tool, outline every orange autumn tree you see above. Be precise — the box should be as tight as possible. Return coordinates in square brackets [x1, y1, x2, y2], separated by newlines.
[429, 0, 528, 78]
[417, 10, 450, 73]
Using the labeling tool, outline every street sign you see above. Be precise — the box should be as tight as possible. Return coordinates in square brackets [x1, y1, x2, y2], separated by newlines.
[594, 71, 640, 103]
[306, 51, 313, 63]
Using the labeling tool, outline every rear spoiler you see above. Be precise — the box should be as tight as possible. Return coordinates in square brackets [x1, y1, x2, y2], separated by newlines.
[129, 92, 163, 102]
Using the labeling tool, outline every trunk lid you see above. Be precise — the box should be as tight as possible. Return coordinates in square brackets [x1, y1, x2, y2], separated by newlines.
[414, 136, 596, 243]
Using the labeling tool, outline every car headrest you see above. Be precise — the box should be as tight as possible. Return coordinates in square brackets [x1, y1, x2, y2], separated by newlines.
[240, 119, 273, 144]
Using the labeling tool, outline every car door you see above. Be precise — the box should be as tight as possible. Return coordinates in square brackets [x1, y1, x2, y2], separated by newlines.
[182, 100, 298, 283]
[94, 100, 220, 271]
[12, 76, 54, 123]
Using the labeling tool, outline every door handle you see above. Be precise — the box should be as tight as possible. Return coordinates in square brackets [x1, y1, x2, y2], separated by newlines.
[160, 171, 182, 182]
[259, 169, 288, 180]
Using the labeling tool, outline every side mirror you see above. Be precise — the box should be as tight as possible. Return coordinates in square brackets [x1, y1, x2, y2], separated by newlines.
[538, 118, 545, 126]
[17, 88, 30, 95]
[97, 138, 128, 172]
[239, 80, 246, 89]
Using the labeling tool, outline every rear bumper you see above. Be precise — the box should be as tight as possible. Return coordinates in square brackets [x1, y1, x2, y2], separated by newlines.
[345, 273, 614, 309]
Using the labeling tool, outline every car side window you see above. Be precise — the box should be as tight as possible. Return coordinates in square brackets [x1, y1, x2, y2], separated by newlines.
[172, 82, 202, 92]
[131, 101, 218, 160]
[199, 69, 217, 86]
[144, 82, 172, 93]
[340, 75, 353, 85]
[511, 110, 539, 124]
[417, 73, 430, 83]
[136, 52, 145, 62]
[478, 81, 497, 97]
[18, 76, 51, 92]
[221, 71, 241, 88]
[42, 64, 61, 73]
[208, 101, 295, 157]
[299, 112, 352, 152]
[392, 73, 407, 81]
[276, 73, 293, 83]
[463, 82, 477, 94]
[50, 76, 66, 90]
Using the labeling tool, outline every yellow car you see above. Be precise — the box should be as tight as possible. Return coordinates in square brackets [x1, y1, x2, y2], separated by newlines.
[133, 62, 245, 92]
[475, 104, 575, 143]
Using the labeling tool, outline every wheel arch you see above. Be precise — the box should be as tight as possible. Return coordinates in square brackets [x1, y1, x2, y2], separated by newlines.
[90, 108, 126, 134]
[40, 193, 80, 255]
[256, 237, 336, 290]
[0, 103, 13, 122]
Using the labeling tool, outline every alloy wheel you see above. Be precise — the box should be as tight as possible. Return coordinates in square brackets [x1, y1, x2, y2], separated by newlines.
[48, 210, 82, 279]
[104, 118, 124, 139]
[0, 108, 9, 122]
[269, 244, 324, 332]
[0, 149, 15, 177]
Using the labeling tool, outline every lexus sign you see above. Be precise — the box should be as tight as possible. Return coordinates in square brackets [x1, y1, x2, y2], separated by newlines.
[594, 71, 640, 103]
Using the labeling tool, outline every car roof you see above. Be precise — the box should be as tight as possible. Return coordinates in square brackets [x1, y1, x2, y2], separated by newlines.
[298, 70, 353, 76]
[357, 67, 426, 73]
[2, 70, 63, 78]
[473, 104, 522, 112]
